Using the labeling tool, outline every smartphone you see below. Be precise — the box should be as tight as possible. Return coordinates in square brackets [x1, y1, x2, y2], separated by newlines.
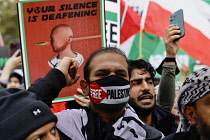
[9, 42, 21, 57]
[169, 9, 185, 38]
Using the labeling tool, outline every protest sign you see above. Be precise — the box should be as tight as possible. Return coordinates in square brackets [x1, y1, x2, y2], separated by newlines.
[17, 0, 105, 102]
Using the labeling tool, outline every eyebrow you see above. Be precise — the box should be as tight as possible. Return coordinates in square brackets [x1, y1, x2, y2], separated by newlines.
[137, 71, 148, 75]
[116, 69, 128, 73]
[27, 124, 56, 139]
[94, 69, 127, 73]
[94, 69, 109, 74]
[131, 77, 152, 81]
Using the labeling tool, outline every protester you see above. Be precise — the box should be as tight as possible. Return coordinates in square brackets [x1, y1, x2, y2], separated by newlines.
[163, 67, 210, 140]
[180, 63, 189, 83]
[0, 88, 59, 140]
[170, 81, 183, 124]
[128, 24, 182, 136]
[29, 49, 163, 139]
[48, 24, 84, 68]
[0, 49, 22, 89]
[6, 72, 22, 88]
[128, 59, 177, 136]
[170, 64, 189, 124]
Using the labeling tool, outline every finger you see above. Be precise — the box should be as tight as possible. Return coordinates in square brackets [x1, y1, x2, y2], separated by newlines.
[57, 57, 70, 68]
[67, 74, 80, 87]
[165, 24, 175, 33]
[74, 95, 89, 106]
[165, 30, 181, 43]
[165, 27, 180, 38]
[69, 59, 79, 71]
[170, 34, 181, 42]
[17, 61, 22, 66]
[12, 49, 21, 57]
[73, 74, 80, 83]
[77, 88, 85, 95]
[69, 59, 79, 77]
[57, 57, 73, 75]
[168, 24, 179, 30]
[85, 96, 90, 100]
[75, 99, 86, 107]
[69, 69, 78, 79]
[165, 25, 180, 36]
[74, 94, 86, 101]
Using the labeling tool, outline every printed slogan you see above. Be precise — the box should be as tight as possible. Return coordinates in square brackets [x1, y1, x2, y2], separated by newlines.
[27, 2, 98, 22]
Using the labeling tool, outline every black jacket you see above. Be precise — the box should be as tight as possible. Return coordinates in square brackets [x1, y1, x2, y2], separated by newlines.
[152, 105, 178, 136]
[162, 126, 200, 140]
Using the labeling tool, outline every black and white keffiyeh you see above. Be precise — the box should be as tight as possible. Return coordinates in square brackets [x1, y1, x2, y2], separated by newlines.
[177, 67, 210, 132]
[56, 103, 163, 140]
[81, 104, 162, 140]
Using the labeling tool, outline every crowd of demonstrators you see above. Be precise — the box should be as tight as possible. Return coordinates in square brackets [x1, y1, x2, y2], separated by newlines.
[0, 49, 22, 89]
[1, 23, 209, 140]
[28, 48, 163, 140]
[72, 24, 180, 136]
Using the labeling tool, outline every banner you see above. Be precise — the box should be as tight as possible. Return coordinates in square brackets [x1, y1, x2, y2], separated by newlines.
[105, 0, 120, 48]
[17, 0, 105, 102]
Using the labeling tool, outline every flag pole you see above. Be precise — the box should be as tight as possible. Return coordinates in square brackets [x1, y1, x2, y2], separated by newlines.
[138, 0, 149, 59]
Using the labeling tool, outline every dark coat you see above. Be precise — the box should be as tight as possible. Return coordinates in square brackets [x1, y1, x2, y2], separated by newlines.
[162, 126, 200, 140]
[152, 105, 178, 136]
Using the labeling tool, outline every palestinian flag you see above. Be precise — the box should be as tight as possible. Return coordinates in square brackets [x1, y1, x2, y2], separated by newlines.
[120, 0, 210, 68]
[89, 75, 130, 106]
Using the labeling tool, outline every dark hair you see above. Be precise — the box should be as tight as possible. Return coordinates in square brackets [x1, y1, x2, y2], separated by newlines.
[9, 72, 22, 84]
[84, 47, 127, 83]
[128, 59, 156, 81]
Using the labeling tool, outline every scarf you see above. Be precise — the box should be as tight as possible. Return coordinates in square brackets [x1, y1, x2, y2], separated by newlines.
[177, 67, 210, 132]
[81, 104, 162, 140]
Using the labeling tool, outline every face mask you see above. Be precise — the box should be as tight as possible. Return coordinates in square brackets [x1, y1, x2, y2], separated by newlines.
[89, 75, 130, 110]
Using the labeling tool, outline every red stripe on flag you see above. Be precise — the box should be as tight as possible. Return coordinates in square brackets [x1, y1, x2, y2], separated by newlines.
[181, 22, 210, 66]
[144, 2, 170, 38]
[120, 0, 141, 43]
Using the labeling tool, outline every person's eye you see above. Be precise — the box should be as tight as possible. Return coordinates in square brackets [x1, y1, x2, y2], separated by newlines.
[147, 81, 153, 85]
[133, 81, 140, 86]
[35, 137, 41, 140]
[96, 73, 106, 77]
[51, 127, 56, 132]
[50, 127, 57, 135]
[117, 73, 127, 78]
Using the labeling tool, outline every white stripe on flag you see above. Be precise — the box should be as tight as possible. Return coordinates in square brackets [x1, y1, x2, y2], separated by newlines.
[100, 85, 130, 104]
[150, 0, 210, 39]
[120, 34, 136, 57]
[105, 0, 119, 13]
